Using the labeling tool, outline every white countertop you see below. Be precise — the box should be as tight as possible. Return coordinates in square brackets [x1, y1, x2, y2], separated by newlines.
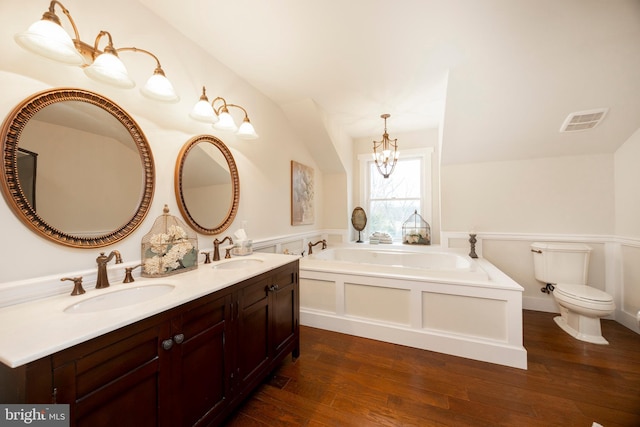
[0, 253, 298, 368]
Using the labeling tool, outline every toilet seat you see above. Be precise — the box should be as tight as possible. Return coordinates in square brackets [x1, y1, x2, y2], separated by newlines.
[555, 283, 613, 305]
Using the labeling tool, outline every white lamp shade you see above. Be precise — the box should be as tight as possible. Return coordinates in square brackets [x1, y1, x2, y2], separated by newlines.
[15, 19, 84, 65]
[189, 99, 218, 123]
[213, 111, 238, 132]
[141, 73, 179, 103]
[84, 52, 135, 89]
[236, 120, 258, 140]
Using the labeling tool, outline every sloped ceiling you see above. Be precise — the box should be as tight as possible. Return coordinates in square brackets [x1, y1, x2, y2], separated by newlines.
[140, 0, 640, 166]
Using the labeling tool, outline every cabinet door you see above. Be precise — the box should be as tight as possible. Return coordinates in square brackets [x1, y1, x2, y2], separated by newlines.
[52, 319, 171, 427]
[269, 262, 299, 360]
[236, 273, 271, 392]
[170, 291, 232, 427]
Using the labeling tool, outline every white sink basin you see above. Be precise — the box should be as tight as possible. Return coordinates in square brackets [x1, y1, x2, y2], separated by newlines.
[212, 258, 264, 270]
[64, 284, 175, 314]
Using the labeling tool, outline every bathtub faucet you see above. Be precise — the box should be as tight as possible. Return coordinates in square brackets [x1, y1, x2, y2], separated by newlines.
[308, 239, 327, 255]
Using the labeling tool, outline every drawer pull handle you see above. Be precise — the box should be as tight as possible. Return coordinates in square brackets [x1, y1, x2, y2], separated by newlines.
[268, 284, 279, 292]
[162, 338, 173, 350]
[531, 249, 542, 254]
[173, 333, 185, 344]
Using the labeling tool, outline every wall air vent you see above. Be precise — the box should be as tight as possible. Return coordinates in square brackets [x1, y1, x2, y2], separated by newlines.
[560, 108, 608, 132]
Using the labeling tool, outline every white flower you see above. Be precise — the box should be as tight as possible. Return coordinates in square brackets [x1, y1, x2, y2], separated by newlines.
[143, 255, 163, 275]
[150, 233, 170, 254]
[167, 225, 187, 240]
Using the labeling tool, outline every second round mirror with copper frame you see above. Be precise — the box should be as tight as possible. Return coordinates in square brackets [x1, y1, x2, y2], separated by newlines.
[174, 134, 239, 235]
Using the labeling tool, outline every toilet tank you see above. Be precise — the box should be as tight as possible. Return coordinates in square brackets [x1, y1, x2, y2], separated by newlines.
[531, 242, 591, 285]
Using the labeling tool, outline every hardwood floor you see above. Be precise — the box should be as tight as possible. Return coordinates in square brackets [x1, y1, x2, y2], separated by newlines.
[224, 310, 640, 426]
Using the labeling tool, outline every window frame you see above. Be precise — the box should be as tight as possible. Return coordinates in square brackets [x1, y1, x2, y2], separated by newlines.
[358, 147, 433, 241]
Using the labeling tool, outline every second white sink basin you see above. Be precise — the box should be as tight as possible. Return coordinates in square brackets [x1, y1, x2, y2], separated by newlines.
[212, 258, 264, 270]
[64, 284, 175, 314]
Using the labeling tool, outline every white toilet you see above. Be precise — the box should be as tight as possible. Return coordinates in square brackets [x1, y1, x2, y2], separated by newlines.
[531, 242, 615, 345]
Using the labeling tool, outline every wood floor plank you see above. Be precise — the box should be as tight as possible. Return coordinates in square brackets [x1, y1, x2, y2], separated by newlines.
[224, 310, 640, 426]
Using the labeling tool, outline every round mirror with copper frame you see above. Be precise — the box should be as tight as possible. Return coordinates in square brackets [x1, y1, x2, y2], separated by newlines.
[174, 134, 239, 235]
[0, 88, 155, 248]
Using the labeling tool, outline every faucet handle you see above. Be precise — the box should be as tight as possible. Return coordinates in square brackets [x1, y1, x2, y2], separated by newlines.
[123, 264, 143, 283]
[61, 277, 85, 296]
[201, 251, 212, 264]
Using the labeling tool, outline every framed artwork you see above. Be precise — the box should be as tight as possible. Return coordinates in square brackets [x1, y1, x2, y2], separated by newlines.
[291, 160, 314, 225]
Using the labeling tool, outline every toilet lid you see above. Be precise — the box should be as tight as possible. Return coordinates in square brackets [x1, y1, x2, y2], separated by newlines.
[555, 283, 613, 303]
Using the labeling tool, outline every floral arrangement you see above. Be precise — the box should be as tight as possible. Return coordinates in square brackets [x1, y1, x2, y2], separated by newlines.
[403, 231, 429, 245]
[143, 224, 197, 276]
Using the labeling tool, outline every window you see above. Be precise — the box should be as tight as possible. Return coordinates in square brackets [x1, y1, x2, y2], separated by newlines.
[359, 148, 432, 241]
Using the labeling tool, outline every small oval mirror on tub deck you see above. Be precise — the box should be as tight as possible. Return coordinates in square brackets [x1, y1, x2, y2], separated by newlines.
[351, 206, 367, 242]
[351, 207, 367, 231]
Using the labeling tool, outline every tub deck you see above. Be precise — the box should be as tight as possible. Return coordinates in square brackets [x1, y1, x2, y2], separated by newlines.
[299, 245, 527, 369]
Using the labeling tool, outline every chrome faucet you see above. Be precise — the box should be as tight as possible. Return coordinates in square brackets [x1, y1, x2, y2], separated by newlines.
[308, 239, 327, 255]
[213, 236, 233, 261]
[96, 250, 123, 289]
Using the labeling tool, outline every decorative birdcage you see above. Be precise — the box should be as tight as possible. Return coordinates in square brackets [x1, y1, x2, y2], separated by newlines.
[141, 205, 198, 277]
[402, 210, 431, 245]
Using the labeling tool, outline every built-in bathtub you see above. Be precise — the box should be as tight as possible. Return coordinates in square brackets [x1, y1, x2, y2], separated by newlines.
[299, 244, 527, 369]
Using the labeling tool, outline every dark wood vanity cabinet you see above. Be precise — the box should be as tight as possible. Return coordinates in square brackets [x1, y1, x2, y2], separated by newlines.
[0, 260, 299, 427]
[171, 291, 233, 427]
[233, 261, 299, 401]
[52, 286, 234, 427]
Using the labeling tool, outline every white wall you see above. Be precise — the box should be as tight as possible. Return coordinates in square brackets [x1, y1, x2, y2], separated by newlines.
[441, 154, 614, 234]
[440, 153, 616, 302]
[441, 148, 639, 333]
[614, 128, 640, 328]
[615, 128, 640, 238]
[0, 0, 323, 283]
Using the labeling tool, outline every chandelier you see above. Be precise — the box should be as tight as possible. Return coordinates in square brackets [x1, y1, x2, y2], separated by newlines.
[372, 113, 399, 178]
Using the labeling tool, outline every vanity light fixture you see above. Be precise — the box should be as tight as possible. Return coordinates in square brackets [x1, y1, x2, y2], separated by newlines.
[372, 113, 399, 178]
[190, 86, 259, 140]
[15, 0, 179, 103]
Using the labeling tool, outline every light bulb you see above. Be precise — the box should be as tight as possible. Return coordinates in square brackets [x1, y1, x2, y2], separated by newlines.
[214, 110, 238, 132]
[84, 51, 135, 89]
[236, 118, 258, 139]
[141, 72, 179, 102]
[189, 99, 218, 123]
[15, 18, 84, 65]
